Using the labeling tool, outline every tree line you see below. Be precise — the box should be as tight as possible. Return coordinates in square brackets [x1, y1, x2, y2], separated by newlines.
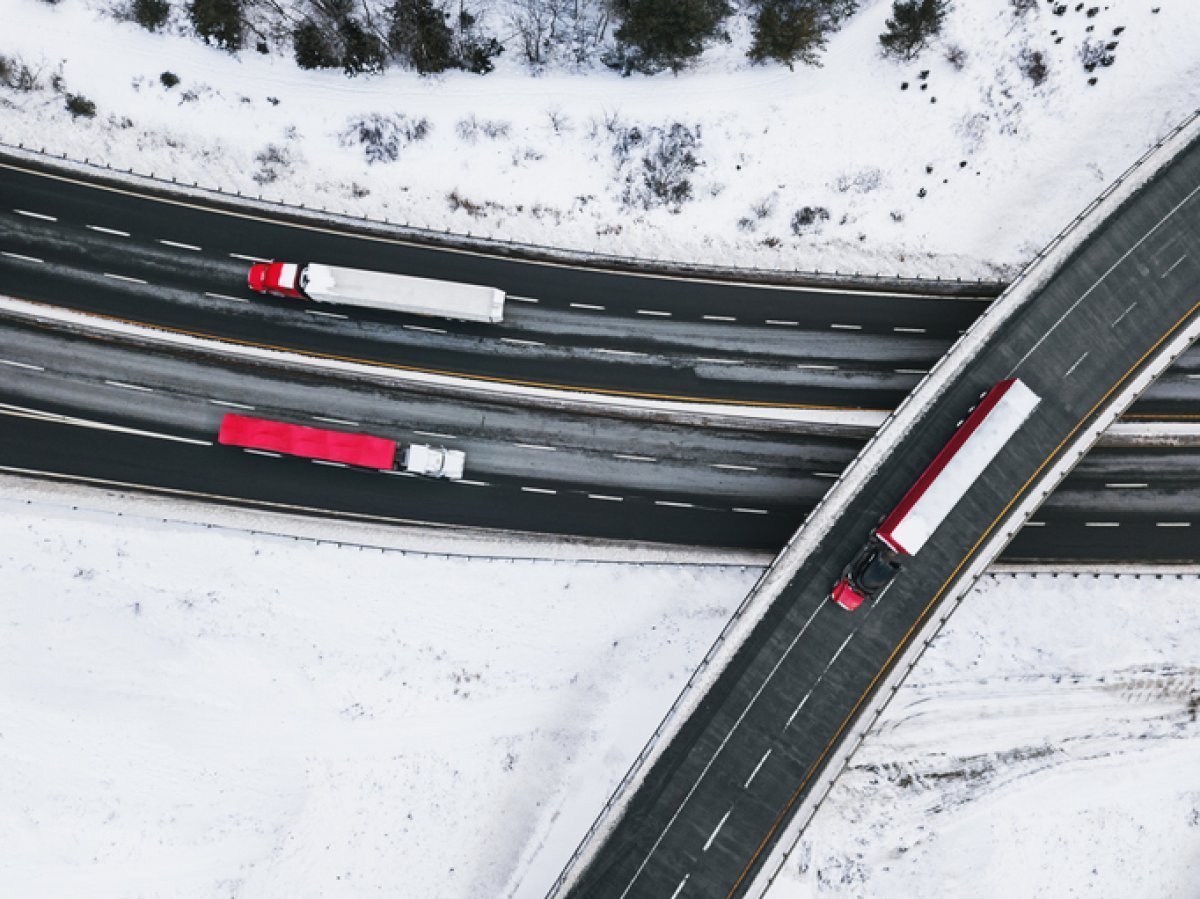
[133, 0, 951, 76]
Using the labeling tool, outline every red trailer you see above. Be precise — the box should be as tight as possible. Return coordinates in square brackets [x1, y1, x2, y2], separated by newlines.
[217, 413, 397, 470]
[832, 378, 1041, 611]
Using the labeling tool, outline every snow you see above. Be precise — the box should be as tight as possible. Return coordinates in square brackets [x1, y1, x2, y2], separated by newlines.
[2, 478, 1198, 898]
[761, 571, 1200, 899]
[3, 0, 1199, 278]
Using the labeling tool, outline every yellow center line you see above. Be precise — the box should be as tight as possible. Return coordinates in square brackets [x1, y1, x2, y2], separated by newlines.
[726, 294, 1200, 898]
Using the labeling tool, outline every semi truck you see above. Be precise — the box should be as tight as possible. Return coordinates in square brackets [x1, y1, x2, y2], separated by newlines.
[832, 377, 1041, 611]
[247, 261, 506, 324]
[217, 413, 466, 480]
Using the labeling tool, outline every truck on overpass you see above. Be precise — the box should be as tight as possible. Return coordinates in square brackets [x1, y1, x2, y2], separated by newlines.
[833, 377, 1041, 610]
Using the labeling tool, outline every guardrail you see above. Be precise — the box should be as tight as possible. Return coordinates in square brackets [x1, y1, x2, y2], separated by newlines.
[542, 107, 1200, 898]
[0, 140, 1001, 297]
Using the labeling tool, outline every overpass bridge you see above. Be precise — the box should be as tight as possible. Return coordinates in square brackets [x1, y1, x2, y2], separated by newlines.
[551, 114, 1200, 899]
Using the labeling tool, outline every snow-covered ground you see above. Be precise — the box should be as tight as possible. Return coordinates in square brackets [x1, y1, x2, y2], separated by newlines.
[4, 0, 1199, 278]
[2, 477, 1198, 898]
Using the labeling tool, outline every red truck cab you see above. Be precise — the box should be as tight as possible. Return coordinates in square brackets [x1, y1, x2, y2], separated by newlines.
[248, 262, 306, 299]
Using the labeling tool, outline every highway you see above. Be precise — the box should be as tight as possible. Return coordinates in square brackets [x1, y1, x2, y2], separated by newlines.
[0, 319, 1195, 560]
[561, 124, 1200, 897]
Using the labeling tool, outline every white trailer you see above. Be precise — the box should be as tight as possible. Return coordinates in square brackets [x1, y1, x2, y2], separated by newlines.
[250, 261, 505, 323]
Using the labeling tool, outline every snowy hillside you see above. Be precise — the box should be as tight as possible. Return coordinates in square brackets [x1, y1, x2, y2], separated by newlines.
[1, 478, 1198, 898]
[3, 0, 1198, 278]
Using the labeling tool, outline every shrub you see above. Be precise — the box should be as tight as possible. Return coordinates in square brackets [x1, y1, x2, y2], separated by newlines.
[1079, 37, 1114, 71]
[617, 122, 702, 211]
[253, 143, 291, 184]
[791, 205, 830, 234]
[65, 93, 97, 118]
[879, 0, 949, 61]
[160, 70, 180, 87]
[189, 0, 244, 50]
[606, 0, 732, 75]
[1018, 47, 1048, 84]
[340, 113, 431, 163]
[132, 0, 171, 30]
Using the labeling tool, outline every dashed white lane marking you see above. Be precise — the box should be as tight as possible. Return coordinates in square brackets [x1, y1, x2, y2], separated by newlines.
[103, 380, 152, 393]
[0, 359, 44, 371]
[1085, 521, 1120, 527]
[103, 272, 147, 285]
[1156, 521, 1191, 528]
[508, 294, 539, 303]
[312, 459, 347, 469]
[1187, 374, 1200, 380]
[87, 224, 130, 237]
[158, 239, 202, 251]
[830, 323, 862, 330]
[414, 430, 457, 440]
[307, 309, 348, 319]
[696, 357, 739, 365]
[313, 416, 359, 427]
[701, 808, 733, 852]
[615, 594, 827, 898]
[893, 326, 927, 334]
[521, 486, 557, 495]
[1025, 520, 1046, 527]
[655, 500, 695, 509]
[205, 291, 249, 303]
[703, 314, 736, 322]
[1111, 301, 1138, 327]
[1063, 351, 1089, 379]
[712, 463, 757, 472]
[515, 442, 557, 451]
[766, 319, 798, 326]
[784, 688, 815, 729]
[404, 323, 446, 334]
[1105, 482, 1148, 489]
[743, 749, 772, 789]
[588, 494, 623, 502]
[614, 453, 656, 462]
[380, 469, 417, 477]
[895, 368, 929, 375]
[1163, 254, 1188, 277]
[813, 471, 839, 478]
[829, 631, 854, 665]
[243, 449, 281, 458]
[501, 337, 545, 346]
[796, 363, 838, 371]
[570, 302, 606, 311]
[637, 309, 671, 317]
[207, 398, 255, 410]
[454, 479, 489, 487]
[596, 348, 647, 357]
[229, 253, 271, 263]
[14, 209, 56, 222]
[1, 251, 44, 264]
[733, 507, 769, 515]
[668, 875, 689, 899]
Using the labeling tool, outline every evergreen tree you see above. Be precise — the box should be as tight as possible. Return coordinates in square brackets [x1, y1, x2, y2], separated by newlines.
[879, 0, 949, 61]
[293, 19, 340, 68]
[132, 0, 171, 32]
[749, 0, 825, 68]
[339, 17, 387, 74]
[607, 0, 732, 75]
[389, 0, 457, 73]
[189, 0, 244, 50]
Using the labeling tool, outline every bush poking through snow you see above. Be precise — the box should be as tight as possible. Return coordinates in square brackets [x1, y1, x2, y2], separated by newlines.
[132, 0, 171, 31]
[456, 114, 511, 142]
[1079, 37, 1115, 72]
[339, 113, 431, 164]
[615, 122, 702, 212]
[879, 0, 950, 61]
[0, 54, 45, 92]
[252, 143, 292, 184]
[159, 71, 180, 88]
[791, 205, 831, 234]
[65, 93, 97, 118]
[1018, 47, 1049, 85]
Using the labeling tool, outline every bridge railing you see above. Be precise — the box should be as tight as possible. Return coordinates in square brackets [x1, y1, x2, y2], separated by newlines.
[543, 107, 1200, 899]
